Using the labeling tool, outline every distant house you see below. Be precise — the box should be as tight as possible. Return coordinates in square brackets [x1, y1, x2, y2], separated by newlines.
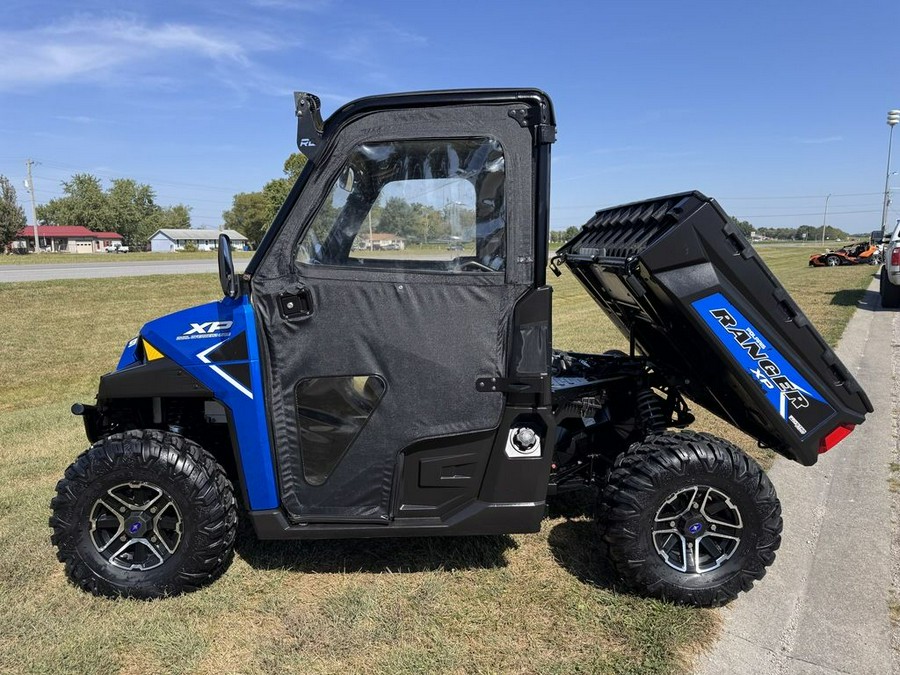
[359, 232, 406, 250]
[13, 226, 123, 253]
[148, 229, 248, 252]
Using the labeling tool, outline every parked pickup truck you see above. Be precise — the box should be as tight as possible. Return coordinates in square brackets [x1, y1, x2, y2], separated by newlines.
[104, 244, 129, 253]
[880, 220, 900, 307]
[51, 89, 872, 607]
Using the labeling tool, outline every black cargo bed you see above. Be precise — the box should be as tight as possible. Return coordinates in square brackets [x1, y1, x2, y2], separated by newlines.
[555, 191, 872, 465]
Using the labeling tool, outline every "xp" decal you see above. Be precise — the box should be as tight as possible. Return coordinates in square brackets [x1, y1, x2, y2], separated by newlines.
[176, 321, 233, 341]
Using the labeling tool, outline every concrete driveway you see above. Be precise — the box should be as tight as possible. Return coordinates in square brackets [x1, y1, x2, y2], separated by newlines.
[694, 278, 897, 674]
[0, 259, 247, 283]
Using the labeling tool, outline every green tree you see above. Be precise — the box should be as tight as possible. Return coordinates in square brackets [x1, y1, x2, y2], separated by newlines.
[37, 174, 110, 230]
[282, 152, 308, 181]
[262, 154, 309, 216]
[223, 153, 309, 246]
[0, 175, 27, 251]
[222, 192, 272, 247]
[107, 178, 161, 248]
[377, 197, 417, 238]
[153, 204, 192, 231]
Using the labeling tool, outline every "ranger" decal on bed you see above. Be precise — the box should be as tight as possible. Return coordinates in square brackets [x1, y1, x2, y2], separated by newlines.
[691, 293, 835, 438]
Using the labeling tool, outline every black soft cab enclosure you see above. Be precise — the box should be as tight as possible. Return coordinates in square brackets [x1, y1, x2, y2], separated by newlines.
[555, 191, 872, 465]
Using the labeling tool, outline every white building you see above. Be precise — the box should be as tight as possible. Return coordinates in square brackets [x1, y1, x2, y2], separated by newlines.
[149, 229, 249, 253]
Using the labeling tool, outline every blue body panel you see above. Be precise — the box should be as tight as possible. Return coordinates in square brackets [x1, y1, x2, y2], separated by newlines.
[692, 293, 834, 438]
[123, 296, 279, 510]
[116, 337, 141, 370]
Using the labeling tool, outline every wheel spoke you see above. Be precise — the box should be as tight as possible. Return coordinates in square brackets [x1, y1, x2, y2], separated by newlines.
[654, 486, 697, 522]
[652, 527, 688, 572]
[108, 538, 165, 570]
[699, 534, 724, 559]
[700, 487, 743, 529]
[152, 500, 183, 554]
[107, 483, 163, 511]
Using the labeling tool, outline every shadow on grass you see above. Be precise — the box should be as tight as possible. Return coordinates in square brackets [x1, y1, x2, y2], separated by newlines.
[547, 487, 597, 519]
[235, 524, 518, 574]
[832, 288, 888, 312]
[546, 519, 619, 592]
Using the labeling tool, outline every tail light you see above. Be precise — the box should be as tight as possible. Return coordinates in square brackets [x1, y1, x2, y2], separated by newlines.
[818, 424, 854, 454]
[891, 248, 900, 266]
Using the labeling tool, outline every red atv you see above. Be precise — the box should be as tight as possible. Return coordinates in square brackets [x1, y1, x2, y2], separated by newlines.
[808, 241, 881, 267]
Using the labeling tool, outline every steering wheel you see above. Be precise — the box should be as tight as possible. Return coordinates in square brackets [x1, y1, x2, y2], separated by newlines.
[458, 259, 494, 272]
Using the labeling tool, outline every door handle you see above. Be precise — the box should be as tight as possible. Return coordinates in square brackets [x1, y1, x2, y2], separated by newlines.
[278, 287, 313, 320]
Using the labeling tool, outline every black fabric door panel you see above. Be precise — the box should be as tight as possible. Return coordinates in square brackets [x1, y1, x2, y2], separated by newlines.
[255, 273, 516, 520]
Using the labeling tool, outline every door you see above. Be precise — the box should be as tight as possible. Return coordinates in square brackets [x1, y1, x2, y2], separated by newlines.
[250, 94, 542, 522]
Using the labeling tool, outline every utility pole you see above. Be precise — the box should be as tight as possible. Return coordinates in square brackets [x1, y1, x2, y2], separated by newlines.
[882, 110, 900, 238]
[821, 193, 831, 247]
[25, 159, 39, 253]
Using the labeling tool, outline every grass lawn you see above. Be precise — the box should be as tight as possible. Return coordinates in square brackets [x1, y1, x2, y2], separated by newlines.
[0, 245, 875, 674]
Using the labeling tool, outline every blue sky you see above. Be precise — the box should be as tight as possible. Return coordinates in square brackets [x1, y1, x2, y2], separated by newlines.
[1, 0, 899, 234]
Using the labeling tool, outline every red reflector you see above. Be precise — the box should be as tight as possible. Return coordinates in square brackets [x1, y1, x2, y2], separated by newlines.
[892, 248, 900, 266]
[818, 424, 855, 454]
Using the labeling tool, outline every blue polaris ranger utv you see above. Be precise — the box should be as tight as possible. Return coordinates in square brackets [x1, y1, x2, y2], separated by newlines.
[50, 90, 872, 605]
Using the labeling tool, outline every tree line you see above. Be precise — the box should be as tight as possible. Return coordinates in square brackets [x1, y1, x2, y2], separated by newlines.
[36, 174, 192, 248]
[547, 216, 860, 245]
[0, 171, 193, 250]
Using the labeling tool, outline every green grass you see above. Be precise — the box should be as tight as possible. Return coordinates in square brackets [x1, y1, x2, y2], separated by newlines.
[0, 251, 254, 265]
[0, 244, 874, 674]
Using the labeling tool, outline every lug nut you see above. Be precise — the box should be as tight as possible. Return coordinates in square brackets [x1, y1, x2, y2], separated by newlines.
[119, 507, 126, 513]
[692, 502, 700, 509]
[710, 524, 717, 531]
[151, 536, 157, 543]
[150, 507, 157, 514]
[670, 521, 676, 528]
[120, 535, 127, 542]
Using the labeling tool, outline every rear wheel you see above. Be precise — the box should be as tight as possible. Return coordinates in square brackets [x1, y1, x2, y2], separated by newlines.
[596, 431, 781, 606]
[50, 430, 237, 598]
[880, 268, 900, 308]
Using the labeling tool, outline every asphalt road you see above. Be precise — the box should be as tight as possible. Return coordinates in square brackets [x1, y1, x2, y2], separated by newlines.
[0, 259, 247, 283]
[694, 278, 897, 675]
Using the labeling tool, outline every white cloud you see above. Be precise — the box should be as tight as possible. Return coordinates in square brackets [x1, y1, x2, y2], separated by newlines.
[0, 16, 278, 91]
[54, 115, 96, 124]
[793, 135, 844, 144]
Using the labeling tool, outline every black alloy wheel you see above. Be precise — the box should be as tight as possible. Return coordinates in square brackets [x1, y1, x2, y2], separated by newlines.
[596, 431, 782, 606]
[50, 430, 237, 598]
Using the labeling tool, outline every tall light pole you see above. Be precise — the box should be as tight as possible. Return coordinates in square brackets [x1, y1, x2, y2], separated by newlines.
[882, 110, 900, 237]
[821, 193, 831, 247]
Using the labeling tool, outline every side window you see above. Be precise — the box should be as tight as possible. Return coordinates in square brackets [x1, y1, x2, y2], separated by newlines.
[296, 138, 506, 273]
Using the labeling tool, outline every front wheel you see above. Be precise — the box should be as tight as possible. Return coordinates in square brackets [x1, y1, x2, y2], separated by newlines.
[826, 255, 841, 267]
[596, 431, 781, 606]
[50, 430, 237, 598]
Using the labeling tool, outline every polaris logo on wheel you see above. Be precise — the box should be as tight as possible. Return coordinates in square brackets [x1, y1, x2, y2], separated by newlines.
[176, 321, 233, 341]
[692, 293, 835, 437]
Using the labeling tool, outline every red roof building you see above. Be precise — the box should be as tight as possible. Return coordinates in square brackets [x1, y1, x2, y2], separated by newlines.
[14, 226, 123, 254]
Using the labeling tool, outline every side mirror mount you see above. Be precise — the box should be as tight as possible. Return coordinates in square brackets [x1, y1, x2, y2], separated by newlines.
[218, 234, 239, 299]
[294, 92, 323, 162]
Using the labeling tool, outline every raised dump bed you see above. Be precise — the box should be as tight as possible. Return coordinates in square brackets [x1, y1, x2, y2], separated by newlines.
[555, 190, 872, 465]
